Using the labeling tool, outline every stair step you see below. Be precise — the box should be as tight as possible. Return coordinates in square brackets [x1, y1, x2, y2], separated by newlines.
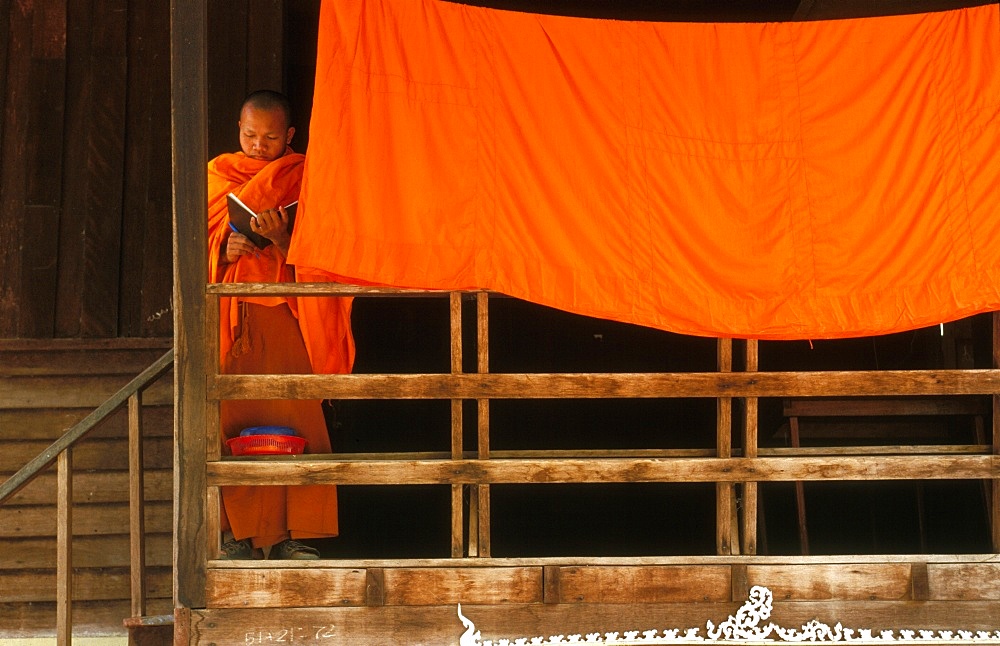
[123, 614, 174, 627]
[123, 614, 174, 646]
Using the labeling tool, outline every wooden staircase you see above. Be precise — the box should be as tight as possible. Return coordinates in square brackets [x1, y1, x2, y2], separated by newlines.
[0, 338, 174, 643]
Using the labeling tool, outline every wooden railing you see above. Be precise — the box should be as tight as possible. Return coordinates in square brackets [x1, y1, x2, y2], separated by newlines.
[0, 348, 174, 645]
[199, 284, 1000, 565]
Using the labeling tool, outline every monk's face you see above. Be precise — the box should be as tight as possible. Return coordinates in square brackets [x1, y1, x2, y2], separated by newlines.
[239, 105, 295, 162]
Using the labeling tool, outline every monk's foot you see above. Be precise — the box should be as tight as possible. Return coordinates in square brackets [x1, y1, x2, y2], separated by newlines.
[268, 539, 321, 560]
[219, 538, 265, 560]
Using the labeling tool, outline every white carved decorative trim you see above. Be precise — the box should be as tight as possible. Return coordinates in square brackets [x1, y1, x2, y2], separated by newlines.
[457, 586, 1000, 644]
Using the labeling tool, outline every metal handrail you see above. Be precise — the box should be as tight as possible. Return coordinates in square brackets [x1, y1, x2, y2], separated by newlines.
[0, 347, 174, 644]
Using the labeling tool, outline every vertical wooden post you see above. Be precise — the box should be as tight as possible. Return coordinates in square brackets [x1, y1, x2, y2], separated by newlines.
[789, 414, 810, 555]
[716, 338, 733, 555]
[477, 292, 491, 557]
[992, 312, 999, 553]
[128, 392, 147, 618]
[56, 448, 72, 646]
[171, 0, 209, 611]
[450, 293, 465, 557]
[205, 292, 221, 560]
[742, 339, 759, 555]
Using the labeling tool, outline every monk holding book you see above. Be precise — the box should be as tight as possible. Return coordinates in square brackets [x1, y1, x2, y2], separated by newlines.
[207, 89, 354, 560]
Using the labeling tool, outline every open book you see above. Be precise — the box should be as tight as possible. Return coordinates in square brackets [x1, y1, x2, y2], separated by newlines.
[226, 192, 298, 249]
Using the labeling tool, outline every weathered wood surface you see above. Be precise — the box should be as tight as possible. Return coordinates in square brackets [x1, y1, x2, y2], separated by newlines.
[0, 0, 49, 337]
[2, 567, 172, 603]
[207, 454, 999, 486]
[205, 553, 1000, 567]
[200, 559, 1000, 610]
[0, 598, 174, 637]
[0, 534, 173, 569]
[0, 500, 173, 537]
[0, 338, 172, 375]
[759, 444, 989, 455]
[207, 567, 368, 608]
[746, 563, 913, 600]
[0, 437, 173, 472]
[0, 0, 172, 339]
[0, 340, 174, 635]
[194, 559, 1000, 643]
[120, 1, 174, 338]
[0, 405, 172, 441]
[211, 369, 1000, 400]
[1, 374, 173, 408]
[206, 0, 284, 159]
[0, 469, 172, 506]
[926, 562, 1000, 600]
[784, 396, 991, 417]
[557, 565, 732, 603]
[384, 567, 543, 605]
[172, 0, 210, 613]
[206, 282, 465, 296]
[187, 600, 1000, 646]
[0, 349, 173, 503]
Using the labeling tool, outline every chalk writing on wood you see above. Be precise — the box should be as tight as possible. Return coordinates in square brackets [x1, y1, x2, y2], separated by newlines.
[243, 625, 337, 645]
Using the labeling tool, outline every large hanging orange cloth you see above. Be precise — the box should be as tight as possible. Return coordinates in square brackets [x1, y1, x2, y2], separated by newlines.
[291, 0, 1000, 339]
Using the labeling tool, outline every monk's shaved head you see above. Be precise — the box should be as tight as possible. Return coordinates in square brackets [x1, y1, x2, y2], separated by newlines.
[239, 90, 295, 162]
[241, 90, 292, 130]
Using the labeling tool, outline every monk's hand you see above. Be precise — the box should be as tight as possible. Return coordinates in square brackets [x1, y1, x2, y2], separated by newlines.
[251, 207, 291, 256]
[225, 231, 257, 262]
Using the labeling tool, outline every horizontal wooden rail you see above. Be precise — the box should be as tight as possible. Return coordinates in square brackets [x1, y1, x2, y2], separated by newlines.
[210, 369, 1000, 400]
[783, 396, 991, 417]
[203, 553, 1000, 567]
[297, 449, 721, 461]
[207, 454, 999, 486]
[758, 444, 991, 456]
[200, 445, 994, 461]
[206, 282, 479, 297]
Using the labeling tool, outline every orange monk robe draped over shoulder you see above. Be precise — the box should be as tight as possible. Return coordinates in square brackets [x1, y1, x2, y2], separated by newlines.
[291, 0, 1000, 340]
[207, 150, 355, 374]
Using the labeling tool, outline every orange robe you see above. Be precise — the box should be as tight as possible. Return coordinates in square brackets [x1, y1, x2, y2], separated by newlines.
[207, 150, 355, 549]
[293, 0, 1000, 340]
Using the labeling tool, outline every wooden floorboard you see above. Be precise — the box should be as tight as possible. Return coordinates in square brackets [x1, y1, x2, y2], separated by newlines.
[190, 600, 1000, 646]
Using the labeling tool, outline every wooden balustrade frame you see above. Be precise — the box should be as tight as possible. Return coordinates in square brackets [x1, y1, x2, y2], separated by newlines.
[198, 284, 1000, 577]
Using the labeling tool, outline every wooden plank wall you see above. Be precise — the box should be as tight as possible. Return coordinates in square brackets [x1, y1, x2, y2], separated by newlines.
[0, 0, 171, 339]
[0, 339, 173, 635]
[0, 0, 303, 341]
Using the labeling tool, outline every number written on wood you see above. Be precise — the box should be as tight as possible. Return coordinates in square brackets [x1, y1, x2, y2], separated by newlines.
[244, 625, 337, 644]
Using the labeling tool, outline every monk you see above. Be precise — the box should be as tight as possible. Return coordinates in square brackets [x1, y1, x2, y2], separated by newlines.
[207, 89, 354, 560]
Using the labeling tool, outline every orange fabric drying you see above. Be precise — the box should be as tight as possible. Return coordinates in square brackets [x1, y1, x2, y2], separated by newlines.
[207, 150, 355, 548]
[292, 0, 1000, 339]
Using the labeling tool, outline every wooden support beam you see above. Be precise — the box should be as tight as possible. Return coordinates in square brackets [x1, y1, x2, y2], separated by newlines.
[211, 369, 1000, 401]
[207, 454, 999, 486]
[170, 0, 209, 610]
[128, 391, 147, 618]
[993, 312, 1000, 553]
[477, 292, 491, 557]
[450, 293, 464, 558]
[742, 340, 758, 556]
[716, 338, 733, 555]
[56, 448, 72, 646]
[205, 291, 222, 563]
